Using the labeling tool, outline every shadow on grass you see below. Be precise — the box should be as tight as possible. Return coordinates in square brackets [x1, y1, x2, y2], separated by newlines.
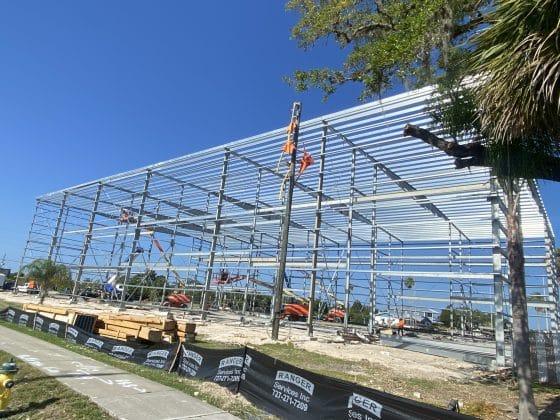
[0, 396, 60, 417]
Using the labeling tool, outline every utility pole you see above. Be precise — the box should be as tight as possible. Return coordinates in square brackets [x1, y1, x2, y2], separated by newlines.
[271, 102, 302, 340]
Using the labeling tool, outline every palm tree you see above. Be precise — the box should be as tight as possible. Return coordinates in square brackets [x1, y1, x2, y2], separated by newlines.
[466, 2, 560, 418]
[23, 259, 71, 304]
[470, 0, 560, 146]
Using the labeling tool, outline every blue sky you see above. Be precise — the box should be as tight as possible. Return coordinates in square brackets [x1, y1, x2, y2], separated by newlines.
[0, 1, 558, 270]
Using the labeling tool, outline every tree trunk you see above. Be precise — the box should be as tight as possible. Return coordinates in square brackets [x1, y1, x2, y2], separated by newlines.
[39, 287, 47, 305]
[504, 180, 538, 420]
[403, 125, 541, 418]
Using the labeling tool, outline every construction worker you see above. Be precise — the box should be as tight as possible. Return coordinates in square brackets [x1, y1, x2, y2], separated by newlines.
[398, 318, 405, 336]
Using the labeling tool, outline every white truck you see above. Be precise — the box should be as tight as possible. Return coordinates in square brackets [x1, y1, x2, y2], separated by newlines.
[17, 281, 40, 294]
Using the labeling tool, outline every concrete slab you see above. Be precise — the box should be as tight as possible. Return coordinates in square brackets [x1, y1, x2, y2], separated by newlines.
[0, 325, 239, 419]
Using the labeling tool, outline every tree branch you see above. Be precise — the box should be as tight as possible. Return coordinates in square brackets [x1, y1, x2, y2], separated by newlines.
[403, 124, 560, 182]
[403, 124, 485, 159]
[452, 15, 485, 39]
[333, 21, 393, 45]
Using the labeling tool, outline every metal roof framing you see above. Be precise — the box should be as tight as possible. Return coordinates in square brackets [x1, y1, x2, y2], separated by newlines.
[18, 86, 558, 365]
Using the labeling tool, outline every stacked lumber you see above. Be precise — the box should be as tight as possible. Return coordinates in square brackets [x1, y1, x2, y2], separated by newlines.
[176, 320, 197, 343]
[94, 313, 179, 343]
[22, 303, 79, 325]
[20, 304, 198, 344]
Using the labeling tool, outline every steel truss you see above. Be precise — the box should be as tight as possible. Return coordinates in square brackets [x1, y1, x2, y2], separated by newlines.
[18, 86, 558, 366]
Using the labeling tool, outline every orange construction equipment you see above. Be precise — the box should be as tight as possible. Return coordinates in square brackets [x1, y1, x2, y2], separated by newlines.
[212, 271, 247, 285]
[326, 307, 346, 322]
[282, 120, 297, 154]
[163, 292, 191, 308]
[280, 303, 309, 321]
[286, 119, 298, 135]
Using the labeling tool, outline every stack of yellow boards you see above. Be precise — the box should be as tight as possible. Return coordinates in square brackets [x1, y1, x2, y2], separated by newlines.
[22, 303, 197, 344]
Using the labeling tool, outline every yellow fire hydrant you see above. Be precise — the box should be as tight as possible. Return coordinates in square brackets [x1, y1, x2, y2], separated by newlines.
[0, 359, 18, 410]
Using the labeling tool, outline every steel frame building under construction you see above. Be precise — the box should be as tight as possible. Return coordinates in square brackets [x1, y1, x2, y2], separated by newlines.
[17, 86, 557, 366]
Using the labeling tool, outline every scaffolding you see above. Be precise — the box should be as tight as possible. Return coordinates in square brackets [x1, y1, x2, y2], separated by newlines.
[17, 86, 558, 366]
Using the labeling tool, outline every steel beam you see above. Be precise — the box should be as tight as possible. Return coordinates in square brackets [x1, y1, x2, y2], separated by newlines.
[72, 183, 103, 298]
[201, 150, 230, 319]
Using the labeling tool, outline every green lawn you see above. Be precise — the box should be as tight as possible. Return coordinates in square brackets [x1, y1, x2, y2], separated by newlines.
[0, 349, 115, 419]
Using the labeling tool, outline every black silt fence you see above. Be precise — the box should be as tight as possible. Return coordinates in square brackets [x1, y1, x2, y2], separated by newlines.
[1, 307, 472, 419]
[176, 344, 246, 392]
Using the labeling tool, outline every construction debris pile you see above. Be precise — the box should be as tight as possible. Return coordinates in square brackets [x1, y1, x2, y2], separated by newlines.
[22, 303, 197, 344]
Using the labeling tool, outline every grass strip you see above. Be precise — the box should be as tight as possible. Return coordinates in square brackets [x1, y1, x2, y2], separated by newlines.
[0, 349, 116, 419]
[0, 316, 268, 419]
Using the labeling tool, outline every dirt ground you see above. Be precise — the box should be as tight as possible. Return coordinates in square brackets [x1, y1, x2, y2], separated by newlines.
[2, 292, 559, 419]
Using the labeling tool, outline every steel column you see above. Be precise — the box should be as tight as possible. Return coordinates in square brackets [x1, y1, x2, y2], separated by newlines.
[448, 222, 455, 337]
[242, 169, 263, 315]
[307, 122, 327, 335]
[47, 192, 68, 260]
[14, 199, 41, 291]
[71, 183, 103, 298]
[343, 149, 356, 328]
[544, 223, 558, 333]
[201, 150, 230, 320]
[161, 184, 185, 305]
[119, 171, 152, 309]
[368, 164, 379, 334]
[490, 177, 506, 367]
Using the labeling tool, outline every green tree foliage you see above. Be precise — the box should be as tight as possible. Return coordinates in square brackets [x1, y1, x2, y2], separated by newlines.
[22, 259, 71, 304]
[439, 305, 492, 328]
[466, 3, 558, 417]
[150, 275, 167, 302]
[469, 0, 560, 145]
[426, 0, 560, 182]
[286, 0, 485, 100]
[125, 270, 168, 302]
[287, 2, 560, 417]
[348, 300, 369, 325]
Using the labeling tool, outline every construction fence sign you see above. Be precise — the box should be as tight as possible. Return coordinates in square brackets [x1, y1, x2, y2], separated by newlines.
[176, 344, 246, 392]
[1, 307, 471, 419]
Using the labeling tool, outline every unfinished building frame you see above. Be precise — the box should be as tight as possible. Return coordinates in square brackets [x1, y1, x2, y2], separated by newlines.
[17, 86, 558, 366]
